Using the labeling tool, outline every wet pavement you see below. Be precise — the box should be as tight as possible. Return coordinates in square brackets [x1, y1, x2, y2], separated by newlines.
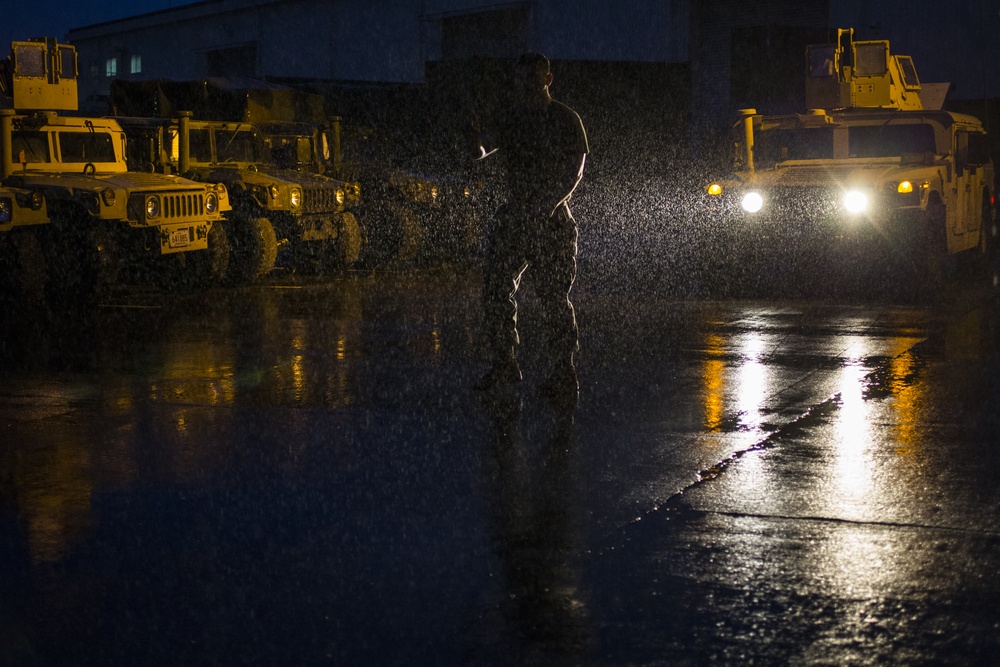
[1, 265, 998, 665]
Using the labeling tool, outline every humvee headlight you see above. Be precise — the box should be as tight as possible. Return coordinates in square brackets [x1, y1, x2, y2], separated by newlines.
[145, 195, 160, 219]
[269, 185, 280, 200]
[0, 199, 11, 224]
[336, 188, 345, 205]
[897, 181, 913, 194]
[205, 192, 219, 214]
[844, 190, 868, 214]
[31, 191, 44, 210]
[706, 183, 723, 196]
[431, 186, 440, 201]
[741, 191, 764, 213]
[290, 187, 302, 209]
[101, 188, 117, 207]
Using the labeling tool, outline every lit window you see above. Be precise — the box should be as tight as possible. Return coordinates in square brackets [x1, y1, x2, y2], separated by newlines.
[105, 57, 117, 77]
[130, 54, 141, 74]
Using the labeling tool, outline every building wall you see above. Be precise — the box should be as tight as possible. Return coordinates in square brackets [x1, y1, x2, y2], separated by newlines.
[68, 0, 426, 106]
[68, 0, 689, 106]
[688, 0, 830, 134]
[533, 0, 688, 62]
[419, 0, 688, 63]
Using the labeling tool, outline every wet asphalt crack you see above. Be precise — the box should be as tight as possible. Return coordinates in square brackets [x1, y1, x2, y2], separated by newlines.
[604, 295, 996, 553]
[679, 507, 1000, 538]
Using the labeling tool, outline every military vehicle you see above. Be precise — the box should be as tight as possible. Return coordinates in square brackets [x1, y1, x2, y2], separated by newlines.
[334, 120, 481, 268]
[704, 28, 996, 292]
[109, 79, 363, 279]
[0, 182, 48, 305]
[0, 39, 230, 301]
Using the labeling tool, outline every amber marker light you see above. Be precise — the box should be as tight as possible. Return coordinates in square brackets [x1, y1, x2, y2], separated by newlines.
[897, 181, 913, 194]
[706, 183, 723, 196]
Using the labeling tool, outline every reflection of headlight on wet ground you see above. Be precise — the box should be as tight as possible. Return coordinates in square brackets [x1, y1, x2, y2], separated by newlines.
[844, 190, 868, 214]
[741, 191, 764, 213]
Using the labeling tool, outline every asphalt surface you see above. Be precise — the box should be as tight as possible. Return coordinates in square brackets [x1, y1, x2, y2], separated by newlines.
[0, 265, 998, 665]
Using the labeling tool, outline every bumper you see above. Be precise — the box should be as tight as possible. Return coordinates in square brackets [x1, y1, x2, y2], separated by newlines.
[158, 221, 211, 254]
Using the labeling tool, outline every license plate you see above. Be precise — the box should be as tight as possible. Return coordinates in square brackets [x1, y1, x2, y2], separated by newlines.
[169, 228, 191, 248]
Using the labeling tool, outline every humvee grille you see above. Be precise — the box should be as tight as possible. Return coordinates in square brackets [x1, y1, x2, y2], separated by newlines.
[162, 193, 205, 220]
[765, 186, 841, 217]
[303, 186, 341, 213]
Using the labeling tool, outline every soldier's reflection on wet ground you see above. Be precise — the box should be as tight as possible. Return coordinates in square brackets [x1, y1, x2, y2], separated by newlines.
[474, 379, 593, 665]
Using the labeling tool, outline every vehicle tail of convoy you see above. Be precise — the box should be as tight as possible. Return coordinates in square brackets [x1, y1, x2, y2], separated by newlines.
[333, 120, 482, 268]
[109, 79, 362, 282]
[0, 38, 231, 303]
[705, 28, 996, 293]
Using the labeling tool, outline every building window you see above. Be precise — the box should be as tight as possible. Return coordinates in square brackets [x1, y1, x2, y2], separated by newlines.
[105, 57, 117, 77]
[130, 54, 142, 74]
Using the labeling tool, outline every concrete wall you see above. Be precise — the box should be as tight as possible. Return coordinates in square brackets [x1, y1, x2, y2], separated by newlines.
[68, 0, 426, 105]
[68, 0, 689, 105]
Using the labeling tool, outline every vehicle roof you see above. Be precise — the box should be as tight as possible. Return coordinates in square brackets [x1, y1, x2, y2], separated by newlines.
[757, 108, 985, 131]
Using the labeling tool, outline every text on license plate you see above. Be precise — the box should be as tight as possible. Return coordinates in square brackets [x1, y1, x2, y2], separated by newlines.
[169, 229, 191, 248]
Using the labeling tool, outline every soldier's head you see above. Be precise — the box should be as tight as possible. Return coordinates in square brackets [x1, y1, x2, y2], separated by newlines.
[514, 52, 553, 107]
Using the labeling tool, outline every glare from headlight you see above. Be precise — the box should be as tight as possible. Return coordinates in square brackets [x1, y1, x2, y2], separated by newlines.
[290, 187, 302, 208]
[741, 191, 764, 213]
[844, 190, 868, 214]
[206, 192, 219, 214]
[145, 195, 160, 218]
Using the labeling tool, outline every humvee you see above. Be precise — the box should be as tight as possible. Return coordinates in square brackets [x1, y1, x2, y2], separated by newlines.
[705, 28, 996, 291]
[0, 39, 230, 300]
[0, 182, 48, 304]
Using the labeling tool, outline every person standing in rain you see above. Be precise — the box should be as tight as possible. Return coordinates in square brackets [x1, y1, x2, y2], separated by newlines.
[471, 52, 589, 394]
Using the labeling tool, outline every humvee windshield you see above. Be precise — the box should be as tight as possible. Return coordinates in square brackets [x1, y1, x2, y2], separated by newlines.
[187, 127, 265, 164]
[10, 131, 51, 163]
[59, 131, 116, 163]
[12, 129, 117, 165]
[847, 124, 936, 158]
[752, 122, 938, 168]
[266, 135, 314, 169]
[217, 128, 263, 163]
[755, 127, 835, 166]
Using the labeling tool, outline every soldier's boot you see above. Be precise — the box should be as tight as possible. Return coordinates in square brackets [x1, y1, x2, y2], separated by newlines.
[539, 355, 578, 403]
[474, 349, 522, 391]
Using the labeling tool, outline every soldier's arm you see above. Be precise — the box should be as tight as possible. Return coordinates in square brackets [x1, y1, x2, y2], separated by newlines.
[466, 113, 499, 161]
[536, 151, 586, 218]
